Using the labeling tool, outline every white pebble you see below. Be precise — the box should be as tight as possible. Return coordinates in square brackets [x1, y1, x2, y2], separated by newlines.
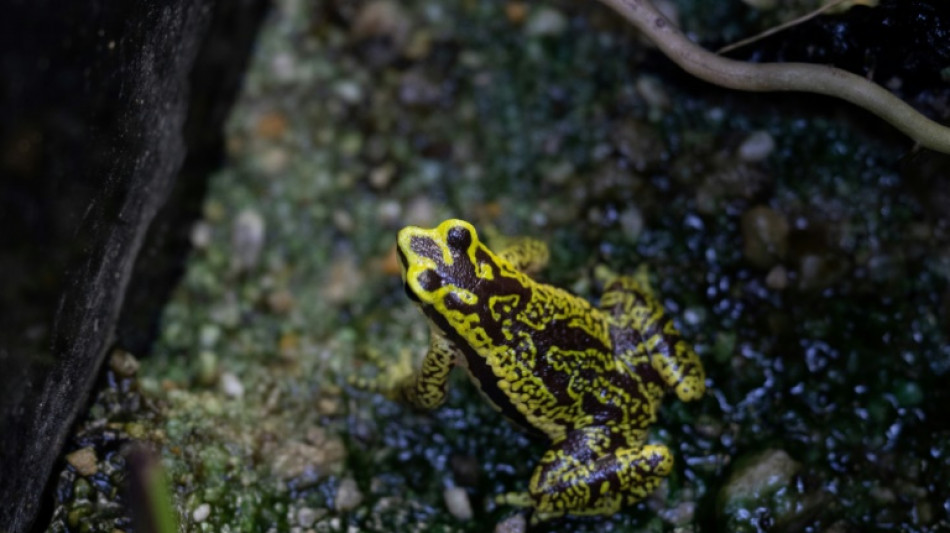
[220, 372, 245, 398]
[334, 80, 363, 104]
[444, 487, 473, 520]
[232, 209, 266, 272]
[190, 221, 212, 249]
[192, 503, 211, 523]
[271, 52, 296, 82]
[334, 477, 363, 511]
[376, 199, 402, 226]
[525, 7, 567, 36]
[296, 506, 318, 527]
[619, 206, 644, 241]
[738, 130, 776, 162]
[494, 512, 527, 533]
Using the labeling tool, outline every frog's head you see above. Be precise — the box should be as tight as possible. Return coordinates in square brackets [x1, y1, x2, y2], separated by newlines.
[396, 219, 485, 308]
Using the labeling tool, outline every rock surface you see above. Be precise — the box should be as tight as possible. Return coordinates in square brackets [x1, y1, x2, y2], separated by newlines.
[0, 1, 267, 531]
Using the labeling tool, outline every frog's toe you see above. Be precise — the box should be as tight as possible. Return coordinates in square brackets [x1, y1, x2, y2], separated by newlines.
[530, 509, 565, 525]
[674, 378, 705, 402]
[495, 491, 533, 508]
[347, 374, 373, 389]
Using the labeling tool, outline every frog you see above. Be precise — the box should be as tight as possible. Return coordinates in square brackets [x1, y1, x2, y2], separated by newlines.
[378, 218, 705, 522]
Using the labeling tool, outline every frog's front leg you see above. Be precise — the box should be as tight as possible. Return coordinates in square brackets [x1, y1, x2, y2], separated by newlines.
[495, 236, 550, 277]
[391, 332, 457, 409]
[497, 427, 672, 522]
[599, 268, 705, 402]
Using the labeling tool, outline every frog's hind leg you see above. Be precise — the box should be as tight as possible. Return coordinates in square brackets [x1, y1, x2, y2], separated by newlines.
[496, 427, 673, 522]
[598, 266, 705, 402]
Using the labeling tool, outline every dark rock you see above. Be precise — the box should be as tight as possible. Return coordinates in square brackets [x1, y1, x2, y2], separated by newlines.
[741, 205, 789, 268]
[0, 1, 267, 531]
[717, 449, 827, 532]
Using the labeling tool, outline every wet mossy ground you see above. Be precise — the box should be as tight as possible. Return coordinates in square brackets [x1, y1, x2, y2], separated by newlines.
[50, 1, 950, 532]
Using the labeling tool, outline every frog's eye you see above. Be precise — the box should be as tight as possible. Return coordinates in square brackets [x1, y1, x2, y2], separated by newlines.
[446, 226, 471, 251]
[417, 269, 442, 292]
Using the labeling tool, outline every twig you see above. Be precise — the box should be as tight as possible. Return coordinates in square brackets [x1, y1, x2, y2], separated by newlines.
[717, 0, 850, 55]
[595, 0, 950, 154]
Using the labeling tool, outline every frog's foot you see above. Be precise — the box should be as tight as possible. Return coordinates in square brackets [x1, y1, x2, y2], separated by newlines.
[495, 492, 565, 524]
[595, 264, 654, 297]
[347, 346, 417, 402]
[496, 237, 550, 277]
[504, 428, 673, 522]
[495, 492, 532, 508]
[350, 333, 455, 409]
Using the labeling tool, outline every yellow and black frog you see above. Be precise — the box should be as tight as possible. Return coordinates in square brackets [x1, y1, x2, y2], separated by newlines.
[374, 218, 704, 522]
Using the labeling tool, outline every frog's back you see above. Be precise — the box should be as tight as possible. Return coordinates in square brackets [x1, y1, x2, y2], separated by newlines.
[457, 279, 658, 437]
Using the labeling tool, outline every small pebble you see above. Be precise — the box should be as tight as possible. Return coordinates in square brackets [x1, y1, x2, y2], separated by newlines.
[765, 264, 788, 290]
[109, 349, 140, 378]
[297, 507, 318, 528]
[658, 500, 696, 525]
[543, 160, 574, 185]
[369, 164, 396, 190]
[256, 112, 288, 140]
[376, 200, 402, 227]
[66, 447, 98, 476]
[266, 289, 295, 314]
[405, 30, 433, 61]
[270, 52, 296, 82]
[199, 323, 221, 347]
[272, 438, 347, 481]
[197, 350, 218, 386]
[352, 0, 412, 50]
[619, 206, 644, 241]
[636, 75, 671, 111]
[524, 7, 567, 36]
[505, 2, 528, 24]
[613, 119, 665, 172]
[232, 209, 266, 272]
[720, 448, 799, 503]
[494, 513, 527, 533]
[190, 221, 212, 249]
[399, 70, 442, 108]
[192, 503, 211, 523]
[278, 332, 300, 362]
[796, 253, 847, 291]
[404, 196, 435, 226]
[334, 477, 364, 512]
[333, 80, 363, 104]
[332, 209, 355, 233]
[741, 205, 788, 268]
[259, 147, 289, 175]
[323, 252, 362, 304]
[316, 396, 342, 416]
[220, 372, 245, 398]
[738, 130, 776, 162]
[444, 487, 473, 520]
